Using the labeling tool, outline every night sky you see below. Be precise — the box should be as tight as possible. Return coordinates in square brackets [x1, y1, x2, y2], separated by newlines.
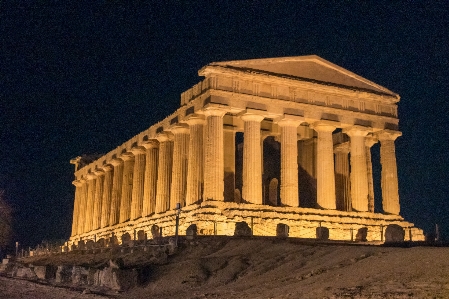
[1, 2, 448, 246]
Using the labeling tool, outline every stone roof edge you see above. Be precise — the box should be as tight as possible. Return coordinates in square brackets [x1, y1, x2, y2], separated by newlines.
[205, 55, 400, 100]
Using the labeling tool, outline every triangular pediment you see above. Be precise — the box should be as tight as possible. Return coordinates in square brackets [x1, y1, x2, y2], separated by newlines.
[208, 55, 397, 97]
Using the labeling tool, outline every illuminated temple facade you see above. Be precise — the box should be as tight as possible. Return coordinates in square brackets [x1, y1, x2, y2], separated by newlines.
[69, 55, 424, 245]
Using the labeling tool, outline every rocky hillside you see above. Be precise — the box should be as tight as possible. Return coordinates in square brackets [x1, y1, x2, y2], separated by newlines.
[3, 237, 449, 298]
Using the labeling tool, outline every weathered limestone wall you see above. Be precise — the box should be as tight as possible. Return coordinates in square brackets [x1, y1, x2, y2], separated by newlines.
[69, 56, 423, 247]
[69, 201, 425, 247]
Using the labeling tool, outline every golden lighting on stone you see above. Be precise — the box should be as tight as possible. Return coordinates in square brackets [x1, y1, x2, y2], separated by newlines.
[68, 56, 424, 247]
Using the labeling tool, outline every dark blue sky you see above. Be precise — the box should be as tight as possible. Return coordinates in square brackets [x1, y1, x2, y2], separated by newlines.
[1, 2, 448, 246]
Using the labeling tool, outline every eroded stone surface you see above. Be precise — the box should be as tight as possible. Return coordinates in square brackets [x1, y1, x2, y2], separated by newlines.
[69, 56, 423, 246]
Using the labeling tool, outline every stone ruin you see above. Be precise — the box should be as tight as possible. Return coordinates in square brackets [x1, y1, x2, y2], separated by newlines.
[67, 55, 425, 248]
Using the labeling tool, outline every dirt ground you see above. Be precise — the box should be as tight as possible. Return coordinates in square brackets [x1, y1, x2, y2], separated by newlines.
[5, 237, 449, 298]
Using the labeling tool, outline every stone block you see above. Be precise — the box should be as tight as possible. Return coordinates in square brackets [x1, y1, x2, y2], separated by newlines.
[55, 265, 73, 283]
[356, 227, 368, 242]
[385, 224, 405, 242]
[234, 221, 252, 236]
[151, 225, 161, 239]
[16, 267, 37, 279]
[97, 267, 138, 291]
[276, 223, 289, 238]
[137, 230, 146, 241]
[72, 266, 89, 285]
[316, 227, 329, 240]
[186, 224, 198, 240]
[121, 233, 132, 245]
[34, 265, 57, 280]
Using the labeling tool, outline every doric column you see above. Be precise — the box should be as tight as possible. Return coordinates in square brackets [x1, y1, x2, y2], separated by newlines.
[130, 147, 146, 220]
[142, 141, 159, 216]
[119, 153, 135, 223]
[241, 113, 264, 204]
[92, 169, 105, 230]
[169, 125, 190, 209]
[185, 116, 205, 205]
[100, 165, 113, 228]
[365, 136, 378, 212]
[109, 158, 124, 226]
[71, 180, 83, 236]
[334, 143, 351, 211]
[344, 126, 370, 212]
[378, 130, 402, 215]
[203, 107, 227, 201]
[278, 117, 302, 207]
[223, 127, 235, 202]
[84, 173, 96, 233]
[155, 133, 173, 213]
[77, 179, 88, 235]
[313, 122, 337, 209]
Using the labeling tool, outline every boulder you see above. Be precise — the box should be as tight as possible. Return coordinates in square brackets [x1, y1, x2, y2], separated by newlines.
[56, 265, 72, 283]
[385, 224, 405, 242]
[356, 227, 368, 242]
[234, 222, 252, 237]
[34, 265, 57, 280]
[316, 227, 329, 240]
[276, 223, 289, 238]
[186, 224, 198, 240]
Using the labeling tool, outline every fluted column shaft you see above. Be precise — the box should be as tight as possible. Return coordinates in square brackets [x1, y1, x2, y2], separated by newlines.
[120, 154, 135, 223]
[77, 180, 88, 235]
[130, 148, 146, 220]
[203, 108, 227, 201]
[314, 123, 336, 209]
[278, 118, 302, 207]
[109, 159, 124, 225]
[242, 114, 264, 204]
[142, 142, 159, 216]
[366, 137, 377, 212]
[378, 130, 401, 215]
[170, 125, 190, 209]
[155, 134, 173, 213]
[345, 126, 370, 212]
[100, 165, 113, 228]
[334, 143, 351, 211]
[71, 181, 82, 236]
[186, 116, 205, 205]
[92, 170, 105, 230]
[84, 174, 96, 232]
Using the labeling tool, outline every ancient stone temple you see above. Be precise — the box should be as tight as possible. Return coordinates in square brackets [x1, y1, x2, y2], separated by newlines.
[68, 55, 424, 246]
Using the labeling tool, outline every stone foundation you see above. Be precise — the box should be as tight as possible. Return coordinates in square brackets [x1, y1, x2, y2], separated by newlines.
[69, 201, 424, 246]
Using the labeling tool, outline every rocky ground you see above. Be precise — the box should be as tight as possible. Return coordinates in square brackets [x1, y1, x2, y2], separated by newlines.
[2, 237, 449, 298]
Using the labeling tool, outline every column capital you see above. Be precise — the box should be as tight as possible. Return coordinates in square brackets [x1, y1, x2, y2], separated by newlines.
[277, 114, 304, 127]
[365, 135, 378, 148]
[86, 172, 96, 180]
[93, 168, 105, 177]
[169, 124, 190, 134]
[109, 158, 124, 166]
[100, 164, 114, 172]
[129, 146, 146, 155]
[184, 114, 205, 125]
[376, 129, 402, 141]
[72, 180, 84, 187]
[120, 152, 135, 161]
[343, 125, 371, 137]
[155, 132, 173, 142]
[240, 113, 265, 122]
[311, 121, 338, 133]
[203, 105, 227, 117]
[142, 140, 159, 149]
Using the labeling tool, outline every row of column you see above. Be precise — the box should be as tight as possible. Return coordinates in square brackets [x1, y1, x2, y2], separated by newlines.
[71, 108, 401, 236]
